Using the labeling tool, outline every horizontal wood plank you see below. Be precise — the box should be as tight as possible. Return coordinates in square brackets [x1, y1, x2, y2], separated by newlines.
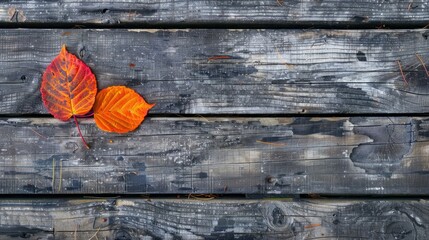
[0, 29, 429, 115]
[1, 116, 429, 195]
[0, 0, 428, 26]
[0, 198, 428, 239]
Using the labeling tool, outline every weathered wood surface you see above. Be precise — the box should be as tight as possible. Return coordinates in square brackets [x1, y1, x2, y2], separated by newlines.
[1, 0, 428, 26]
[1, 29, 429, 115]
[0, 198, 428, 239]
[1, 116, 429, 195]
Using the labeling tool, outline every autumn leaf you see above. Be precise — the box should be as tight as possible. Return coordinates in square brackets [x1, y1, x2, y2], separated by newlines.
[94, 86, 154, 133]
[40, 45, 97, 148]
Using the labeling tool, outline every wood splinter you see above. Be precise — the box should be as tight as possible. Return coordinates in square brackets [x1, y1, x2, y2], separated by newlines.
[256, 140, 288, 147]
[188, 193, 217, 201]
[407, 1, 413, 12]
[415, 53, 429, 77]
[304, 223, 322, 229]
[396, 60, 408, 86]
[30, 128, 46, 139]
[88, 228, 100, 240]
[207, 55, 231, 61]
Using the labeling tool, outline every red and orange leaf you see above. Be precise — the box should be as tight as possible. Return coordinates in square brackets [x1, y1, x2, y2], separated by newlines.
[40, 45, 97, 121]
[94, 86, 154, 133]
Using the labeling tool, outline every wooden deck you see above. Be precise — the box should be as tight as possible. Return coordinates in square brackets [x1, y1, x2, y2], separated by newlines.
[0, 0, 429, 239]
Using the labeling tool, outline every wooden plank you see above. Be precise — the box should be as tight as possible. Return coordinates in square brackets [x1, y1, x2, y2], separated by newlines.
[0, 198, 428, 239]
[0, 29, 429, 115]
[1, 116, 429, 195]
[0, 0, 428, 26]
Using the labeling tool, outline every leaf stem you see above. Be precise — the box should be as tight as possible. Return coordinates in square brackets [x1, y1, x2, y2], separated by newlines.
[73, 115, 90, 149]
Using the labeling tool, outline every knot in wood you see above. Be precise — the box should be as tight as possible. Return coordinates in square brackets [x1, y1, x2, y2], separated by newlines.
[114, 229, 132, 240]
[263, 202, 294, 232]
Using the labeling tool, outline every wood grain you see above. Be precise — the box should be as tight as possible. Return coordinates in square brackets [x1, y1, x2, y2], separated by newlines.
[0, 29, 429, 115]
[0, 0, 428, 26]
[0, 198, 428, 239]
[1, 116, 429, 195]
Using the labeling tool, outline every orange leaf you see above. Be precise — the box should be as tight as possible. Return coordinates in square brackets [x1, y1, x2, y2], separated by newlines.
[94, 86, 154, 133]
[40, 45, 97, 121]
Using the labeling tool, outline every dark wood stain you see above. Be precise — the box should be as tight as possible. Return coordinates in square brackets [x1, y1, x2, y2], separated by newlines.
[350, 117, 413, 176]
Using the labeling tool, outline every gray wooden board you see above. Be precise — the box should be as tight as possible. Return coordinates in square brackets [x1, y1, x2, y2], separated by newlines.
[1, 116, 429, 195]
[1, 29, 429, 115]
[0, 198, 428, 239]
[0, 0, 428, 26]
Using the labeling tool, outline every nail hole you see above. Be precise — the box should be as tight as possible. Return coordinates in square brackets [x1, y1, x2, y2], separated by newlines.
[266, 176, 276, 183]
[356, 51, 367, 61]
[79, 47, 86, 58]
[115, 229, 132, 240]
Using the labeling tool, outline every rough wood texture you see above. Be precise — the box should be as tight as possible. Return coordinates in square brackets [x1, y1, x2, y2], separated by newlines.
[0, 198, 428, 239]
[1, 116, 429, 195]
[0, 0, 428, 26]
[0, 29, 429, 115]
